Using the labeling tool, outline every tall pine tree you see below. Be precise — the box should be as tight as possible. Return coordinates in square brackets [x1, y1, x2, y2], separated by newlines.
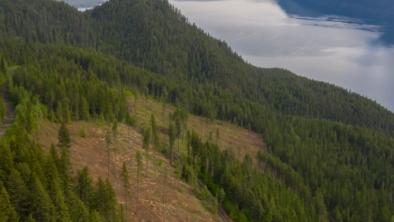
[121, 162, 130, 218]
[0, 184, 18, 222]
[58, 123, 71, 148]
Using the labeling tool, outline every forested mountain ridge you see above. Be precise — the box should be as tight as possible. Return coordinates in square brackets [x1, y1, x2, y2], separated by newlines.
[0, 0, 394, 134]
[0, 0, 393, 221]
[0, 34, 393, 222]
[1, 34, 394, 221]
[0, 0, 97, 46]
[89, 0, 394, 132]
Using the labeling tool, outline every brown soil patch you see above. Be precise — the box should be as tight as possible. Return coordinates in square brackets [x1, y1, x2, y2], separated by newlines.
[35, 120, 223, 222]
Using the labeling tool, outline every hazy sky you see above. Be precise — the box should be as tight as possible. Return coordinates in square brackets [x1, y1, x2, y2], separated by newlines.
[170, 0, 394, 111]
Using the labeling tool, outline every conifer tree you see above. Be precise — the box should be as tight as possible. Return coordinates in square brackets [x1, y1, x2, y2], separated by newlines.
[80, 97, 90, 120]
[135, 151, 143, 204]
[59, 147, 71, 191]
[58, 123, 71, 189]
[89, 211, 103, 222]
[58, 123, 71, 149]
[30, 174, 55, 222]
[56, 102, 64, 123]
[159, 160, 168, 221]
[315, 191, 329, 222]
[0, 185, 18, 222]
[112, 120, 118, 138]
[175, 118, 182, 153]
[7, 169, 29, 219]
[26, 214, 36, 222]
[171, 108, 188, 154]
[121, 162, 130, 217]
[0, 57, 7, 74]
[50, 179, 71, 222]
[150, 114, 159, 148]
[74, 95, 80, 121]
[217, 188, 225, 210]
[142, 127, 151, 175]
[67, 193, 90, 222]
[0, 98, 6, 123]
[168, 122, 176, 165]
[105, 130, 112, 179]
[0, 145, 13, 176]
[75, 167, 93, 204]
[50, 144, 59, 167]
[95, 179, 117, 222]
[142, 127, 151, 151]
[44, 153, 72, 222]
[56, 100, 71, 123]
[63, 99, 71, 123]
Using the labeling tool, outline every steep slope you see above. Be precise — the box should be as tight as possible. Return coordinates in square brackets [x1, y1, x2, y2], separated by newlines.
[35, 120, 224, 222]
[32, 89, 268, 222]
[0, 78, 124, 221]
[0, 0, 393, 221]
[0, 0, 394, 133]
[89, 0, 394, 132]
[1, 38, 393, 222]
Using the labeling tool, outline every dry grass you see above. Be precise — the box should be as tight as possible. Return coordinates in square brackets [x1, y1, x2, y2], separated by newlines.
[35, 120, 223, 222]
[34, 95, 264, 222]
[130, 96, 265, 162]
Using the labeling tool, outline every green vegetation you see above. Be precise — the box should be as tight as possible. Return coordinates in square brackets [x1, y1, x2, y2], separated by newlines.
[0, 33, 393, 222]
[185, 131, 313, 221]
[121, 162, 130, 217]
[0, 85, 124, 221]
[0, 0, 393, 221]
[1, 0, 394, 133]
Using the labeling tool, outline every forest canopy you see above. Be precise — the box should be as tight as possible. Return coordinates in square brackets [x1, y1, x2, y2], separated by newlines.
[0, 0, 393, 221]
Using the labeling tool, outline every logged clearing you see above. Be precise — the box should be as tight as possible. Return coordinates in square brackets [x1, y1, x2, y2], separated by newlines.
[34, 95, 264, 222]
[130, 96, 265, 161]
[35, 120, 223, 222]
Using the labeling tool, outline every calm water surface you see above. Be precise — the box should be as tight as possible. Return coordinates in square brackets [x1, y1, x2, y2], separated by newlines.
[169, 0, 394, 111]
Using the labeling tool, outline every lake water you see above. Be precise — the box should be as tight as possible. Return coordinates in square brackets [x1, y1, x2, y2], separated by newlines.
[168, 0, 394, 111]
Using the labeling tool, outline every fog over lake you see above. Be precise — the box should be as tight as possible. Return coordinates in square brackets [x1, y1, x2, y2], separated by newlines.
[169, 0, 394, 111]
